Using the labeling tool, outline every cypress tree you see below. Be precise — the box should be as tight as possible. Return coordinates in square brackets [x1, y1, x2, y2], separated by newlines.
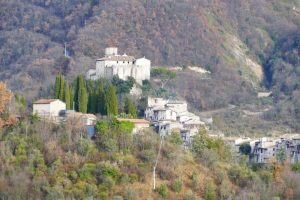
[90, 92, 97, 114]
[98, 81, 106, 115]
[64, 83, 71, 109]
[69, 84, 73, 110]
[74, 76, 79, 111]
[106, 84, 118, 116]
[125, 97, 137, 118]
[78, 75, 88, 113]
[54, 74, 61, 99]
[59, 75, 65, 101]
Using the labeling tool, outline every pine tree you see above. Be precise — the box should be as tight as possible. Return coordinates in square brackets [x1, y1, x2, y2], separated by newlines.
[125, 97, 137, 118]
[54, 74, 61, 99]
[106, 84, 118, 116]
[64, 83, 71, 109]
[59, 75, 65, 101]
[78, 75, 88, 113]
[98, 81, 106, 115]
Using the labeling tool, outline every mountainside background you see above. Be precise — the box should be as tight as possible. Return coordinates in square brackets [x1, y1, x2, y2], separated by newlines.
[1, 0, 300, 131]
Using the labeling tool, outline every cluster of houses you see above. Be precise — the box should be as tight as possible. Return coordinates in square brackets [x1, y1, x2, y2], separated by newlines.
[221, 134, 300, 164]
[145, 97, 207, 147]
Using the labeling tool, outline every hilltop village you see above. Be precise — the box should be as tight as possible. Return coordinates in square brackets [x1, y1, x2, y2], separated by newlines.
[1, 47, 300, 199]
[30, 47, 300, 165]
[33, 47, 208, 146]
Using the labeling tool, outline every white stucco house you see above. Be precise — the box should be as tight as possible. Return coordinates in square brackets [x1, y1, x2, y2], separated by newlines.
[33, 99, 66, 121]
[86, 47, 151, 86]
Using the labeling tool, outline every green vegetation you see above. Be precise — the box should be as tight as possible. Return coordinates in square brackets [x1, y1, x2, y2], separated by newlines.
[64, 83, 71, 109]
[54, 74, 65, 101]
[106, 84, 118, 116]
[124, 97, 137, 118]
[98, 81, 106, 115]
[0, 110, 299, 199]
[239, 143, 251, 155]
[157, 184, 168, 198]
[171, 179, 183, 193]
[77, 75, 88, 113]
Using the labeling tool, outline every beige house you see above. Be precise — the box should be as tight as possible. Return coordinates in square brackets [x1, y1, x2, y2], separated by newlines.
[33, 99, 66, 121]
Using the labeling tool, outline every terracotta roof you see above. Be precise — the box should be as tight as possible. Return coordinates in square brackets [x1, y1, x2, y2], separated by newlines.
[34, 99, 58, 104]
[117, 118, 150, 124]
[97, 55, 135, 62]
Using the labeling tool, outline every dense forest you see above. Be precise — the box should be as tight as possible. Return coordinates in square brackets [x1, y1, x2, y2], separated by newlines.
[0, 0, 300, 129]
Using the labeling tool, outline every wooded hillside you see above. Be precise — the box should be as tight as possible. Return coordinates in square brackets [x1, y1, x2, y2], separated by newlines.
[0, 0, 300, 129]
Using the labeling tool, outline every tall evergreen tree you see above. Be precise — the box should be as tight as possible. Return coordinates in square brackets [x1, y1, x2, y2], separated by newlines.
[74, 76, 80, 111]
[125, 97, 137, 118]
[88, 92, 97, 114]
[106, 84, 118, 116]
[69, 84, 74, 110]
[64, 83, 71, 109]
[54, 74, 61, 99]
[98, 81, 106, 115]
[78, 75, 88, 113]
[58, 75, 65, 101]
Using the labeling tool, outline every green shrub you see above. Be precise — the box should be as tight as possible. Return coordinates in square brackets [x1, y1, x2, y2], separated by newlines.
[123, 188, 139, 200]
[97, 162, 120, 180]
[157, 184, 168, 198]
[138, 149, 155, 163]
[291, 163, 300, 172]
[204, 179, 216, 200]
[171, 179, 183, 193]
[184, 192, 197, 200]
[191, 171, 198, 189]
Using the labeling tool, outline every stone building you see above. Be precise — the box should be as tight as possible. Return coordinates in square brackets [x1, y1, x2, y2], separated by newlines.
[86, 47, 151, 85]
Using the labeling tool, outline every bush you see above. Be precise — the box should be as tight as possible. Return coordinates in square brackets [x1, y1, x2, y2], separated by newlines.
[184, 192, 197, 200]
[171, 179, 183, 193]
[123, 188, 139, 200]
[157, 184, 168, 198]
[138, 149, 155, 163]
[204, 179, 216, 200]
[239, 143, 251, 155]
[291, 163, 300, 172]
[191, 171, 198, 189]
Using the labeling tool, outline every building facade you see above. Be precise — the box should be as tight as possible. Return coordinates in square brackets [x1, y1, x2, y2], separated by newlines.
[86, 47, 151, 85]
[33, 99, 66, 121]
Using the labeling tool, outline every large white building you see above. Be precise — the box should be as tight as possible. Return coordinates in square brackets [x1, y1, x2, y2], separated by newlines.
[86, 47, 151, 85]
